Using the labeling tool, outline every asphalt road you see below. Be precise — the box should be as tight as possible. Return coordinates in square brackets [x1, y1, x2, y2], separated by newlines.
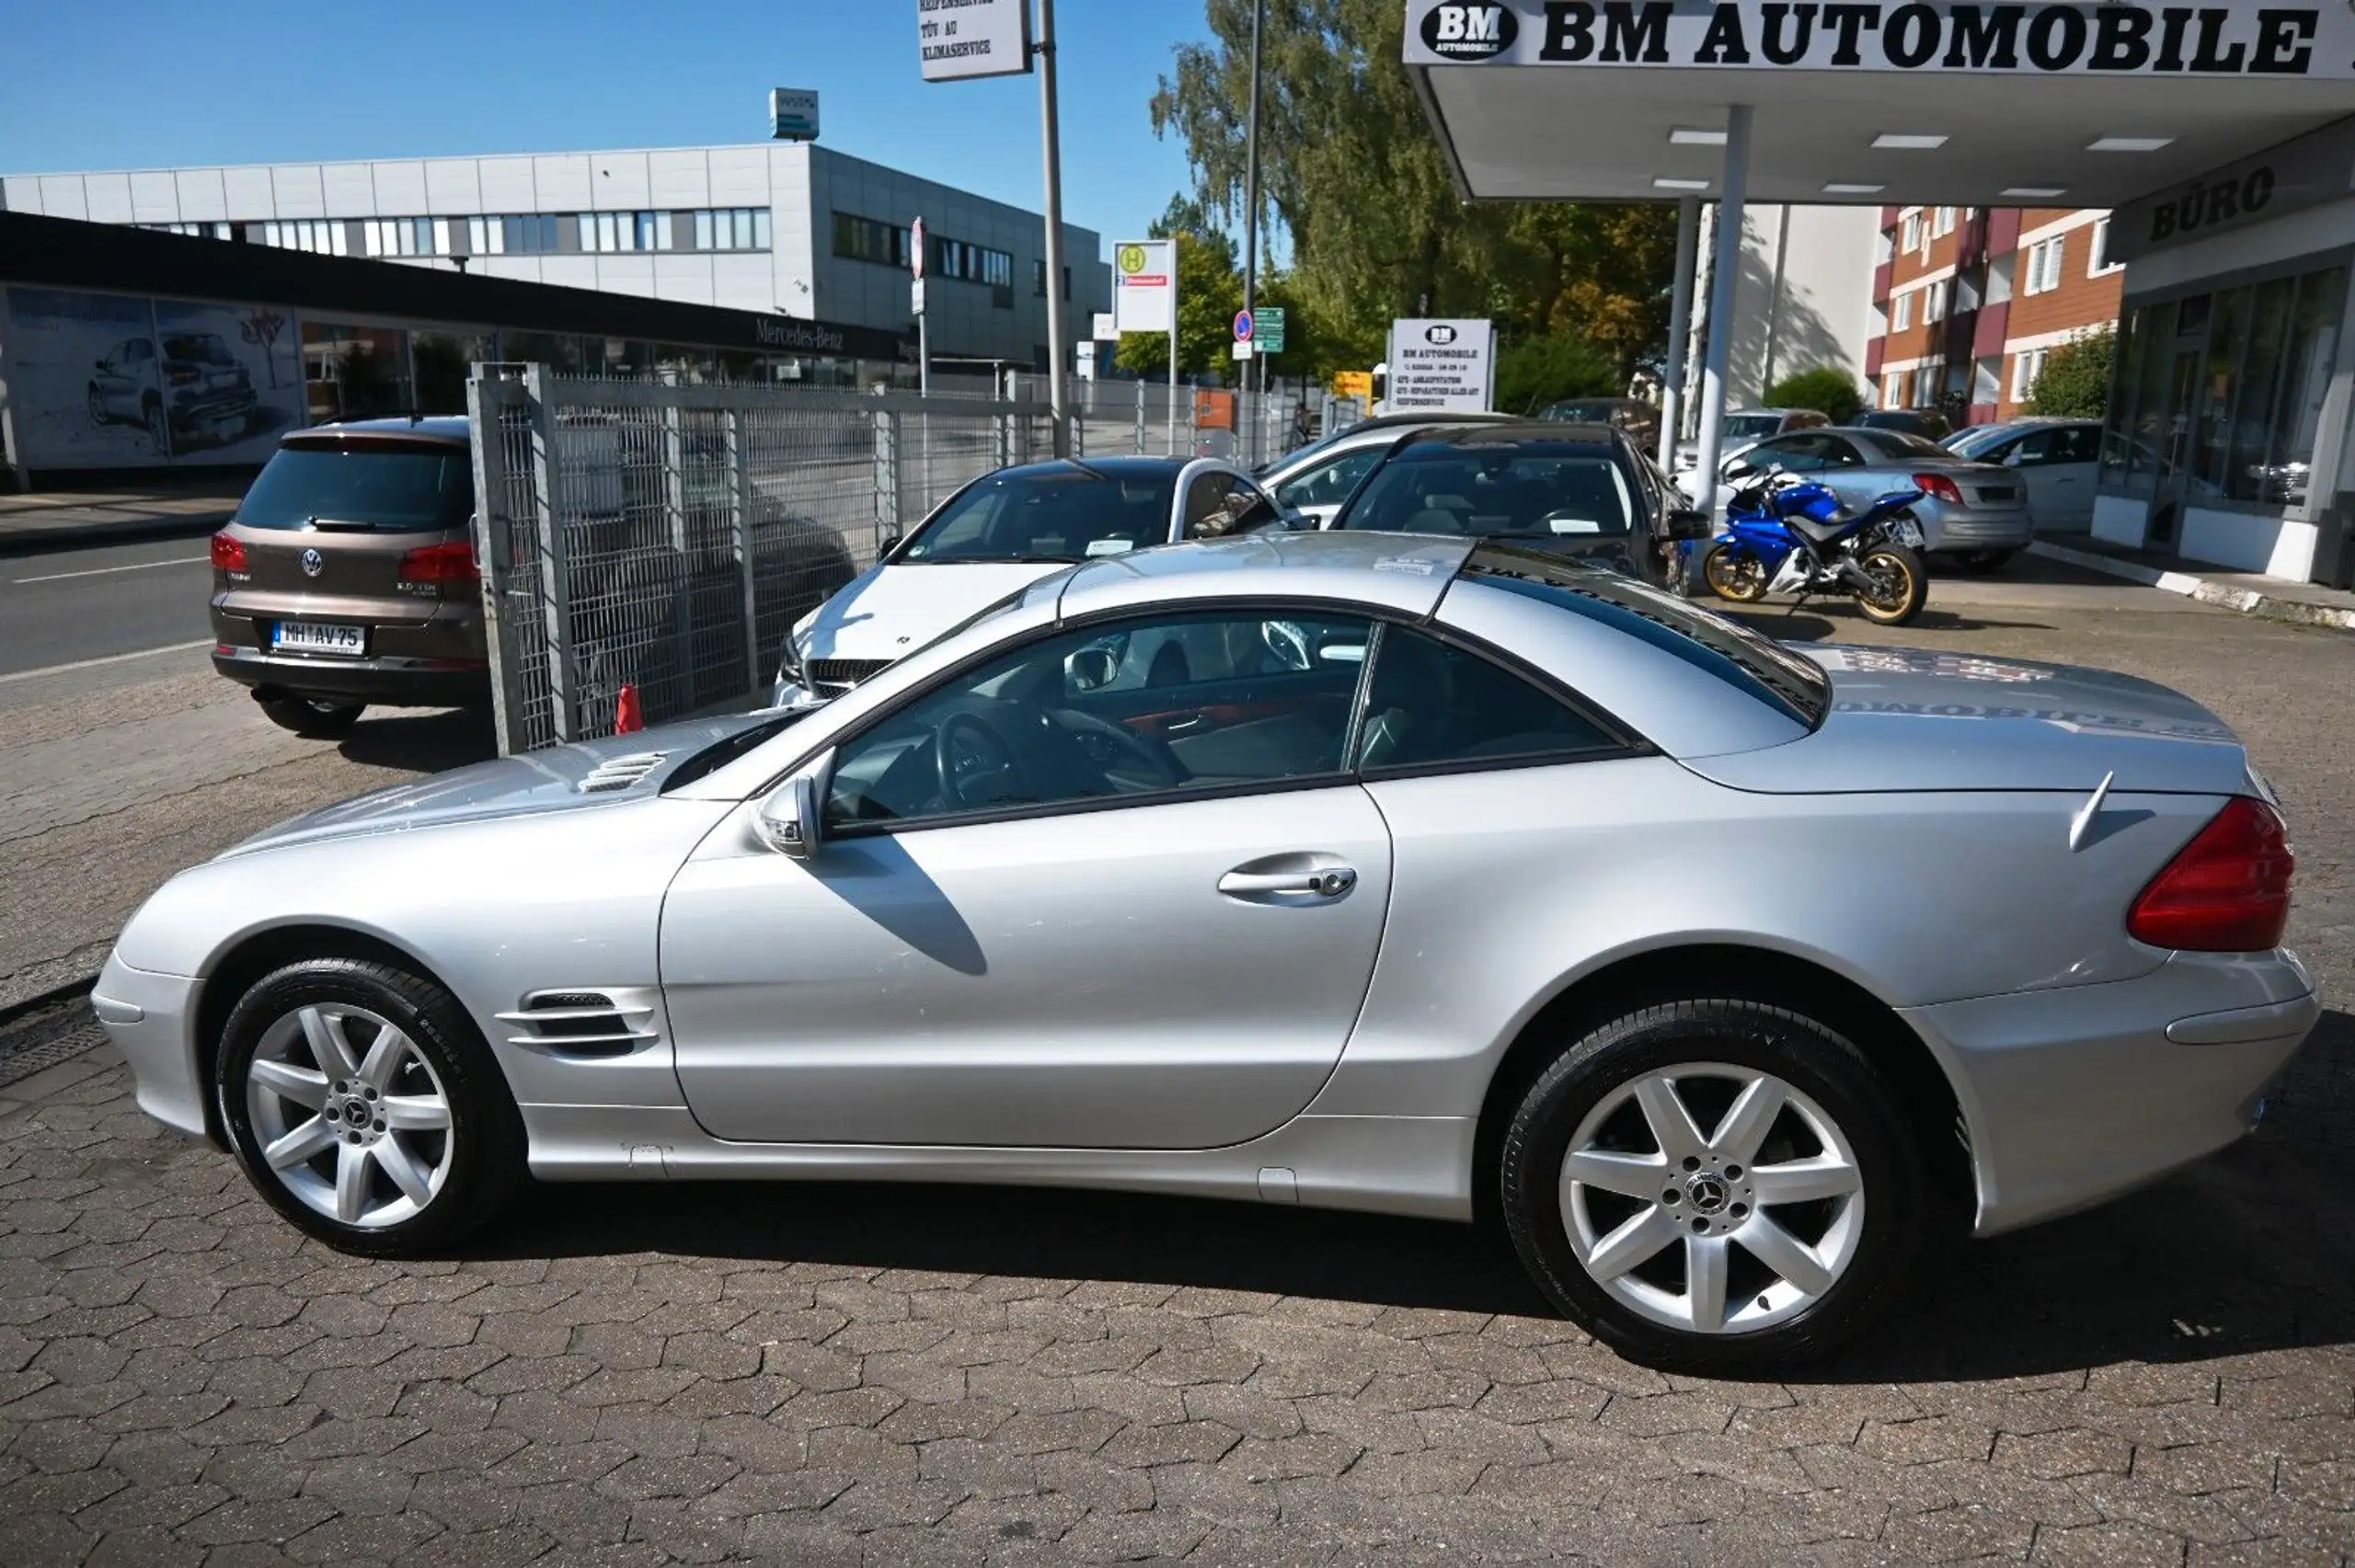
[0, 533, 217, 678]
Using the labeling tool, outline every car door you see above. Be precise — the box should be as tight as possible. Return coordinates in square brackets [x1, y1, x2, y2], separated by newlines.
[2015, 425, 2100, 532]
[661, 604, 1395, 1150]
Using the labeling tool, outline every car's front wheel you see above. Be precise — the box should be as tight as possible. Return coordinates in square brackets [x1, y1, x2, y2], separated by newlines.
[216, 958, 523, 1255]
[1499, 999, 1921, 1372]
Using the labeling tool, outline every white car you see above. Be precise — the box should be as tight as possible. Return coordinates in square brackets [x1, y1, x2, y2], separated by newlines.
[776, 455, 1286, 703]
[1944, 419, 2103, 532]
[1260, 412, 1510, 526]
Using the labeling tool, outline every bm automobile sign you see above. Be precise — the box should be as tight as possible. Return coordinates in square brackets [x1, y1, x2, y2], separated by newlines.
[1406, 2, 2355, 75]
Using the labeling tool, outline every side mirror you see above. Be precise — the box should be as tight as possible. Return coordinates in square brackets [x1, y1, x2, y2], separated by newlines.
[1723, 457, 1758, 481]
[1664, 506, 1713, 540]
[879, 529, 903, 556]
[1066, 645, 1118, 691]
[753, 751, 831, 860]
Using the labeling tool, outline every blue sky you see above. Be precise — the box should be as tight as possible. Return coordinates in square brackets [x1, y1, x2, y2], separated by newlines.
[0, 1, 1214, 263]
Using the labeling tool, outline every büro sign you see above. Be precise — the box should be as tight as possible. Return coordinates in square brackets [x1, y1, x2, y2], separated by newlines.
[1403, 2, 2355, 77]
[2109, 116, 2355, 262]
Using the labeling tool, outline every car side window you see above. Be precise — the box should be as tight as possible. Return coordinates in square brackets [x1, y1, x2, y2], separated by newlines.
[1816, 436, 1867, 468]
[1182, 473, 1272, 539]
[822, 611, 1374, 830]
[1275, 446, 1383, 510]
[1224, 479, 1282, 533]
[1352, 625, 1616, 773]
[2054, 426, 2100, 464]
[1749, 436, 1820, 474]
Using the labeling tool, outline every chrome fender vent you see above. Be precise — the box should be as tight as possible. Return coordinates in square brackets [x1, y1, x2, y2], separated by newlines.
[578, 752, 669, 794]
[497, 988, 660, 1058]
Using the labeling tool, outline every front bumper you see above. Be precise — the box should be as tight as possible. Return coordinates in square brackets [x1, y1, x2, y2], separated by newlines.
[1904, 950, 2319, 1236]
[92, 951, 211, 1142]
[1924, 506, 2034, 553]
[213, 647, 489, 707]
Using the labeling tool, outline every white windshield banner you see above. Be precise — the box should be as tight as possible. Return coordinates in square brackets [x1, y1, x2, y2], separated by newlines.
[1403, 2, 2355, 79]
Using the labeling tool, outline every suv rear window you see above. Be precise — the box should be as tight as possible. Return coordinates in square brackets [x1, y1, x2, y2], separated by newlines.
[1461, 545, 1831, 727]
[236, 446, 473, 532]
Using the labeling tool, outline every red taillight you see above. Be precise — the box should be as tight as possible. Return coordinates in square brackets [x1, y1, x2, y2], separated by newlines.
[1913, 472, 1965, 505]
[398, 541, 479, 584]
[210, 532, 247, 572]
[167, 366, 200, 386]
[2128, 796, 2293, 952]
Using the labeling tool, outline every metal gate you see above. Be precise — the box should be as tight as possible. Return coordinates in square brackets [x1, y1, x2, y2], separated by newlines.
[466, 364, 1048, 755]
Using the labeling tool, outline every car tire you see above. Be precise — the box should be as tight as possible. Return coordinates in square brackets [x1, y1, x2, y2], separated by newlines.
[143, 398, 169, 457]
[86, 385, 108, 428]
[257, 694, 365, 738]
[215, 958, 524, 1257]
[1499, 998, 1922, 1373]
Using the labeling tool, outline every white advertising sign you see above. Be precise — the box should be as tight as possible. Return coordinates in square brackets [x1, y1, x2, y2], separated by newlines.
[1386, 318, 1495, 411]
[1091, 312, 1117, 340]
[1111, 239, 1176, 335]
[1402, 1, 2355, 80]
[1076, 340, 1097, 380]
[918, 0, 1034, 82]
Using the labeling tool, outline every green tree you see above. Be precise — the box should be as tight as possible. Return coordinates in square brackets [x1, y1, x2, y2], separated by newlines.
[1114, 198, 1246, 379]
[1150, 0, 1675, 385]
[2027, 326, 2115, 419]
[1763, 365, 1867, 425]
[1494, 332, 1616, 416]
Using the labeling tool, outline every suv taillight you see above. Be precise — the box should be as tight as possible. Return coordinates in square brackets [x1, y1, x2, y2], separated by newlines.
[2128, 796, 2293, 952]
[398, 541, 479, 584]
[1913, 473, 1965, 505]
[210, 532, 247, 572]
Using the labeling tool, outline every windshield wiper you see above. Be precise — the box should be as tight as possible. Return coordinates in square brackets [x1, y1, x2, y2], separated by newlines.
[304, 515, 390, 532]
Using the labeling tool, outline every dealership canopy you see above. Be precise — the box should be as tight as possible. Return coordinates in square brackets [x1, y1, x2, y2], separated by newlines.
[1405, 2, 2355, 210]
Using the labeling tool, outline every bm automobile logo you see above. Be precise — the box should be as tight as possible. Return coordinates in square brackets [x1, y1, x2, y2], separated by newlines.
[1424, 324, 1460, 345]
[1421, 3, 1518, 59]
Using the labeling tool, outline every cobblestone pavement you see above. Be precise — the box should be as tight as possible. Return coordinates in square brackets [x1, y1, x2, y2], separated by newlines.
[1, 571, 2351, 1566]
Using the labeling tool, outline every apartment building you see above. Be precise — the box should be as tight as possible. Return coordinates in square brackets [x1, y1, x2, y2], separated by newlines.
[1866, 204, 2120, 423]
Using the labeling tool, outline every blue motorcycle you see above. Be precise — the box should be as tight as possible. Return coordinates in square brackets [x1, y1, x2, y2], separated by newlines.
[1703, 469, 1931, 626]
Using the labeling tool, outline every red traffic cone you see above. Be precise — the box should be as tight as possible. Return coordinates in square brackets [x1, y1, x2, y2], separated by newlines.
[615, 683, 644, 735]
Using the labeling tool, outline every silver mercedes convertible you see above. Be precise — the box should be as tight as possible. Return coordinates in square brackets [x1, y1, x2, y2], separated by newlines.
[96, 532, 2317, 1370]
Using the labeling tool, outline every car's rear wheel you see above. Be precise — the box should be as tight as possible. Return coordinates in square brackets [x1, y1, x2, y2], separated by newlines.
[143, 398, 169, 456]
[86, 386, 108, 427]
[215, 958, 523, 1256]
[1499, 999, 1921, 1372]
[256, 693, 365, 738]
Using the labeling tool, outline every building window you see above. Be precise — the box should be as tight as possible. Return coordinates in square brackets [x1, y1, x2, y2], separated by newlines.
[683, 206, 770, 253]
[2023, 235, 2067, 295]
[361, 217, 436, 257]
[1891, 290, 1913, 332]
[1900, 212, 1924, 253]
[1924, 279, 1948, 324]
[2088, 216, 2121, 278]
[1883, 372, 1902, 407]
[2011, 348, 2049, 402]
[1031, 259, 1073, 300]
[255, 219, 348, 256]
[144, 221, 233, 241]
[833, 212, 912, 269]
[1932, 205, 1957, 238]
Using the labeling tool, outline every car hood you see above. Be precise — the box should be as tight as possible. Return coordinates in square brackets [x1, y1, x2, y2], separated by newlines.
[1682, 646, 2254, 796]
[218, 710, 795, 859]
[795, 560, 1069, 665]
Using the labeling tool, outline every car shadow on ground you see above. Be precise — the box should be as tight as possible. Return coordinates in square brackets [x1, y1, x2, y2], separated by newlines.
[335, 707, 499, 773]
[477, 1009, 2355, 1384]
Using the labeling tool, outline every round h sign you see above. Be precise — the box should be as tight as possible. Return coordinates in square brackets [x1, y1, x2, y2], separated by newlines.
[1232, 309, 1254, 343]
[910, 216, 925, 279]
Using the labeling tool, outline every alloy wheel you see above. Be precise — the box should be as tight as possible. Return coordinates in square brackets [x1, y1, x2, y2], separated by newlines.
[244, 1001, 455, 1229]
[1557, 1062, 1864, 1335]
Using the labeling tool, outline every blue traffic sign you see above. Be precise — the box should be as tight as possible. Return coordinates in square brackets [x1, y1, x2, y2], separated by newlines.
[1233, 310, 1254, 342]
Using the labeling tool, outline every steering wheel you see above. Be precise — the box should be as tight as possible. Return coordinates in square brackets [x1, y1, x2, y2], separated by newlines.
[934, 710, 1034, 810]
[1054, 710, 1185, 791]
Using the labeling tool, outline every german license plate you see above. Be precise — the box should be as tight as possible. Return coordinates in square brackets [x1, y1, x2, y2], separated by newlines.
[1890, 518, 1925, 547]
[272, 621, 365, 657]
[1978, 486, 2018, 503]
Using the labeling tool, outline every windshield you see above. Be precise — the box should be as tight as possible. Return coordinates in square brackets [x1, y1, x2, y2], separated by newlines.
[1464, 545, 1832, 727]
[901, 466, 1178, 564]
[1947, 427, 2014, 458]
[1724, 414, 1787, 440]
[236, 446, 473, 532]
[163, 334, 236, 366]
[1336, 449, 1633, 540]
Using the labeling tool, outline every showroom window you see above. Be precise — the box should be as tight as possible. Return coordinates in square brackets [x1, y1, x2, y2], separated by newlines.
[2102, 261, 2349, 510]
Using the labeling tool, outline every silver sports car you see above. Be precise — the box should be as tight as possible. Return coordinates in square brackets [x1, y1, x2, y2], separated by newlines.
[97, 532, 2317, 1370]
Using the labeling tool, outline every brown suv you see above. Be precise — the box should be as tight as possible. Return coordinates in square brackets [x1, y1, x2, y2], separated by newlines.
[211, 418, 488, 737]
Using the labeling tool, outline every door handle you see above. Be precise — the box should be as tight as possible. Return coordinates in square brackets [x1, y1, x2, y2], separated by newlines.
[1219, 866, 1356, 898]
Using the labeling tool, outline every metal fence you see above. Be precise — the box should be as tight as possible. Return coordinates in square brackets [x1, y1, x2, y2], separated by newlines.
[466, 363, 1049, 755]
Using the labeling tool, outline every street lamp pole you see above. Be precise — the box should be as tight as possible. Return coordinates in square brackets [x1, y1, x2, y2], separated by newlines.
[1241, 0, 1264, 463]
[1036, 0, 1070, 457]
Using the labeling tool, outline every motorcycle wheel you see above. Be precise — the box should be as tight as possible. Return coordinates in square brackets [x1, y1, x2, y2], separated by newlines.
[1703, 544, 1769, 603]
[1854, 544, 1928, 626]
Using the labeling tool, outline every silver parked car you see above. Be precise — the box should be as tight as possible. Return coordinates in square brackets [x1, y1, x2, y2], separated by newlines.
[1672, 406, 1831, 474]
[97, 533, 2315, 1370]
[1945, 418, 2103, 533]
[1707, 427, 2035, 570]
[1259, 411, 1510, 525]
